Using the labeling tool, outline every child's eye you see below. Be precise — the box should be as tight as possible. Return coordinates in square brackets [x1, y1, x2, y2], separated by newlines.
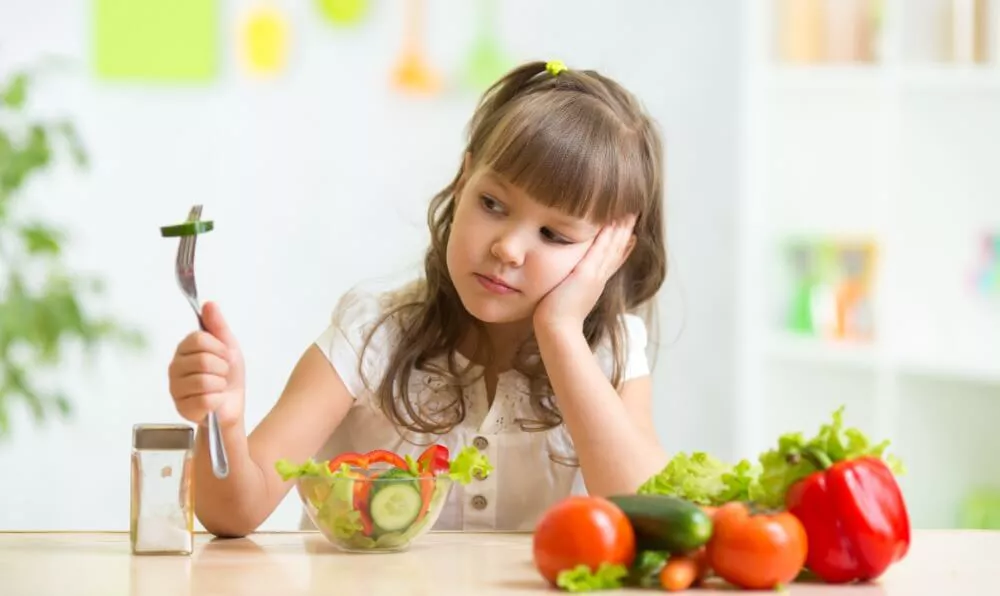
[541, 227, 572, 245]
[479, 195, 505, 214]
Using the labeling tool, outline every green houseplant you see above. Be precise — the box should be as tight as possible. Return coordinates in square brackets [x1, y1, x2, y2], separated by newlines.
[0, 67, 143, 439]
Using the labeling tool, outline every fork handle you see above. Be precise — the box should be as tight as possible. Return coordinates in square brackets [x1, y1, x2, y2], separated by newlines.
[196, 315, 231, 480]
[206, 411, 230, 479]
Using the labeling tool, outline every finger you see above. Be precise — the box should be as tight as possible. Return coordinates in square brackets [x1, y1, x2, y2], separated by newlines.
[620, 233, 637, 266]
[623, 213, 638, 234]
[617, 215, 637, 249]
[171, 372, 229, 399]
[176, 330, 229, 360]
[202, 302, 240, 349]
[598, 222, 632, 274]
[617, 219, 636, 257]
[579, 226, 615, 278]
[170, 351, 230, 378]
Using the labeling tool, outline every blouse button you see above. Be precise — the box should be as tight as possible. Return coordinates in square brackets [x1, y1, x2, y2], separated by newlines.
[471, 495, 488, 510]
[473, 436, 489, 450]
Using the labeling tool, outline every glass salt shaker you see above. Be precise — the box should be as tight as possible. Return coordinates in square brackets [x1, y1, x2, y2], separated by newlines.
[130, 423, 195, 556]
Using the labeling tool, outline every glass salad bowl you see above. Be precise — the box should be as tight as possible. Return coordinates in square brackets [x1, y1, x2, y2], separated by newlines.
[297, 470, 453, 552]
[276, 445, 492, 553]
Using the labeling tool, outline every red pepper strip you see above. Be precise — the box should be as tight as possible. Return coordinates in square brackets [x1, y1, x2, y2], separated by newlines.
[416, 444, 450, 475]
[327, 452, 366, 472]
[416, 470, 435, 521]
[364, 449, 409, 470]
[786, 452, 911, 584]
[327, 450, 408, 472]
[353, 474, 375, 536]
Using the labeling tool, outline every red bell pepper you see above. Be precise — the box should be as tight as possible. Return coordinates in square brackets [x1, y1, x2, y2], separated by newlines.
[327, 449, 408, 472]
[416, 444, 450, 475]
[785, 451, 911, 584]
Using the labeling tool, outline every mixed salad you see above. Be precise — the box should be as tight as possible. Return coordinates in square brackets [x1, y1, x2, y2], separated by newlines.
[276, 444, 492, 550]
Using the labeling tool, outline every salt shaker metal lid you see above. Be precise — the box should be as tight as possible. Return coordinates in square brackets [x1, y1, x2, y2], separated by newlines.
[132, 424, 193, 451]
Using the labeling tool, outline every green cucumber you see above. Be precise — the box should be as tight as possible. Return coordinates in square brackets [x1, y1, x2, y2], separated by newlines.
[371, 468, 419, 494]
[607, 494, 713, 554]
[160, 221, 214, 237]
[369, 482, 422, 533]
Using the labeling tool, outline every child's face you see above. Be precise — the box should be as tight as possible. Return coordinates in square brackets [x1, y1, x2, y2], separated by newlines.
[446, 166, 600, 325]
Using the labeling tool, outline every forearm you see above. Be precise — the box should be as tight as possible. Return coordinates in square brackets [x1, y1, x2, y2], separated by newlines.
[192, 421, 269, 537]
[536, 326, 666, 496]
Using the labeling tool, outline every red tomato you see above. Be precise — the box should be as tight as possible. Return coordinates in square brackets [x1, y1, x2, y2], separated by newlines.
[706, 501, 808, 590]
[533, 496, 636, 585]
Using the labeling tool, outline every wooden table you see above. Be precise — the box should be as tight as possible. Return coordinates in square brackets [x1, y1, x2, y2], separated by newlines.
[1, 529, 998, 594]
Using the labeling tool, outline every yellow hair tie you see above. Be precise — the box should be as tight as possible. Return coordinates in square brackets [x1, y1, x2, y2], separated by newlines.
[545, 60, 567, 76]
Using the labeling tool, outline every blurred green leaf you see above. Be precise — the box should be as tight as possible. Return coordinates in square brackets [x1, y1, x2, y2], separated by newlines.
[19, 222, 64, 256]
[1, 72, 27, 109]
[55, 394, 72, 416]
[0, 66, 145, 440]
[56, 121, 88, 167]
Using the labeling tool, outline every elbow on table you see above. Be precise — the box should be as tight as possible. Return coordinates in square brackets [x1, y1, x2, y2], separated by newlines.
[195, 506, 260, 539]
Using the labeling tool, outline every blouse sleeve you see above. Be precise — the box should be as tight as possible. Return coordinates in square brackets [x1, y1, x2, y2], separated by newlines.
[595, 313, 651, 382]
[313, 287, 397, 400]
[622, 313, 650, 381]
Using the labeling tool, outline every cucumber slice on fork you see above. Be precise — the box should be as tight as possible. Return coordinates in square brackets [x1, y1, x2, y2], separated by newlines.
[160, 220, 214, 237]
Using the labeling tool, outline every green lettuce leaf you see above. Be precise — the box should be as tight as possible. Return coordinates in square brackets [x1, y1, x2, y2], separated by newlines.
[753, 406, 906, 508]
[637, 451, 761, 505]
[718, 458, 762, 503]
[447, 446, 494, 484]
[275, 457, 352, 481]
[317, 496, 364, 540]
[556, 563, 629, 592]
[753, 435, 818, 509]
[636, 407, 905, 509]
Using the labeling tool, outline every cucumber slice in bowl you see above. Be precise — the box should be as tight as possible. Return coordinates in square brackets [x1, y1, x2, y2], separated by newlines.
[160, 220, 214, 237]
[369, 482, 423, 533]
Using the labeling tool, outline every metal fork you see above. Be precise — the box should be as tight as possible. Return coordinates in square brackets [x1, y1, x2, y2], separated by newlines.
[175, 205, 229, 479]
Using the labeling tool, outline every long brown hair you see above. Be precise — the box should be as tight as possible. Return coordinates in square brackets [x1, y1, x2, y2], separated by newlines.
[360, 60, 667, 437]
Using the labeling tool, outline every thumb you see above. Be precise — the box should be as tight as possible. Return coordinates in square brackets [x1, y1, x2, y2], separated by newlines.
[201, 301, 239, 349]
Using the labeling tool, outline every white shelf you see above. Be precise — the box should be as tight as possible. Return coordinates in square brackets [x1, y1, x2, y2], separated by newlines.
[766, 332, 879, 369]
[901, 65, 1000, 91]
[767, 64, 1000, 92]
[897, 352, 1000, 387]
[767, 64, 885, 91]
[738, 0, 1000, 529]
[764, 332, 1000, 386]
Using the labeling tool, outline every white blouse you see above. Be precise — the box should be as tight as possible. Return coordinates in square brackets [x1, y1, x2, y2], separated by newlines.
[304, 282, 650, 532]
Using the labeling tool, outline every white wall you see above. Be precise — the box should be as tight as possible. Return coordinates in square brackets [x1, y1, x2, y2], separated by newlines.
[0, 0, 742, 531]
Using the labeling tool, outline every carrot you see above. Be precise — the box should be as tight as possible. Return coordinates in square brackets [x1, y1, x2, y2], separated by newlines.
[691, 546, 712, 583]
[659, 556, 700, 592]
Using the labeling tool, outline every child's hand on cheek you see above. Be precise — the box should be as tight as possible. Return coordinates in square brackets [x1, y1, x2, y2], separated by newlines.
[533, 214, 637, 336]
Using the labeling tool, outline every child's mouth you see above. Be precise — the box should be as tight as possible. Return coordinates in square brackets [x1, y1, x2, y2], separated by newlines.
[474, 273, 519, 294]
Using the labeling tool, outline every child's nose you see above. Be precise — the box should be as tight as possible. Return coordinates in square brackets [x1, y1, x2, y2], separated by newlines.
[490, 233, 526, 267]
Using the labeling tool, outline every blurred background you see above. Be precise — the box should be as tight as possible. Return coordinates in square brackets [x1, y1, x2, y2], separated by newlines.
[0, 0, 996, 533]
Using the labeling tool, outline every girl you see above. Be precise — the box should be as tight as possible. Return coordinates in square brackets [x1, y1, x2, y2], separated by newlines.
[167, 60, 669, 537]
